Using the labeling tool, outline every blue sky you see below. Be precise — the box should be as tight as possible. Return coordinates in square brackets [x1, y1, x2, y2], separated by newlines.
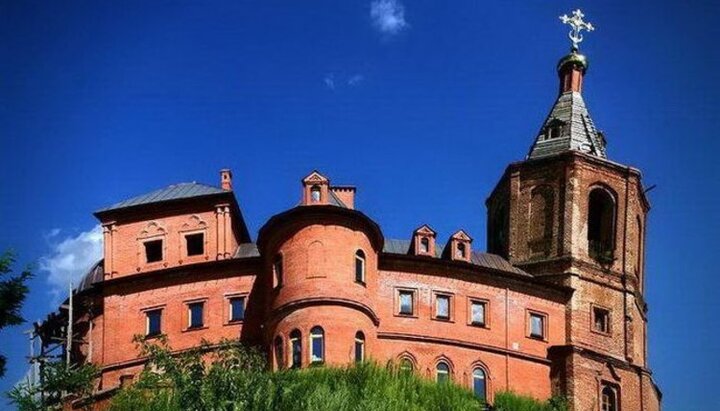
[0, 1, 718, 409]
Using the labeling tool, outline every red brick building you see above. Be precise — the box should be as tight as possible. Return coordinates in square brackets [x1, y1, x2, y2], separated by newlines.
[46, 45, 661, 411]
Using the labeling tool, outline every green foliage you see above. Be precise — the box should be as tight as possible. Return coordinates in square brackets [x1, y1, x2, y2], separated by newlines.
[110, 337, 486, 411]
[493, 391, 568, 411]
[7, 360, 98, 411]
[0, 249, 33, 378]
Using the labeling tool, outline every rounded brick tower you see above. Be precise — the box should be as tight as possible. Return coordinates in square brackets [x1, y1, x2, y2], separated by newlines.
[486, 39, 660, 410]
[257, 171, 384, 369]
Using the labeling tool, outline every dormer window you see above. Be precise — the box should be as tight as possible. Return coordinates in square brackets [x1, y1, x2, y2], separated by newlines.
[545, 120, 564, 140]
[456, 243, 466, 258]
[448, 230, 473, 262]
[412, 225, 436, 257]
[420, 238, 429, 253]
[311, 185, 321, 202]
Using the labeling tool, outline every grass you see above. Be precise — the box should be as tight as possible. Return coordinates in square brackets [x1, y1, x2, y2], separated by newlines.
[104, 338, 565, 411]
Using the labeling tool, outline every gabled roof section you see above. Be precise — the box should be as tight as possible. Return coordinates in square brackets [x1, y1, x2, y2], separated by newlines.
[382, 239, 530, 277]
[302, 170, 329, 184]
[450, 229, 473, 242]
[527, 91, 607, 160]
[414, 224, 437, 236]
[95, 182, 228, 215]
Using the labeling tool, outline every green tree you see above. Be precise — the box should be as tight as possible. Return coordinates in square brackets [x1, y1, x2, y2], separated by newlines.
[7, 360, 98, 411]
[0, 250, 33, 378]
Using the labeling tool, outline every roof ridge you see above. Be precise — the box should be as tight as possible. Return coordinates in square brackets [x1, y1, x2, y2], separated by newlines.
[95, 180, 228, 214]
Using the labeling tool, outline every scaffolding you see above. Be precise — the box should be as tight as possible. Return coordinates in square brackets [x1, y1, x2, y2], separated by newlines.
[24, 282, 91, 405]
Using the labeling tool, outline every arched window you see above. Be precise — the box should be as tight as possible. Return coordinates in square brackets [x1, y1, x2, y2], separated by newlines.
[355, 250, 366, 284]
[399, 358, 414, 374]
[588, 187, 616, 262]
[289, 329, 302, 368]
[472, 368, 487, 400]
[273, 254, 283, 288]
[436, 361, 450, 383]
[420, 237, 430, 253]
[310, 326, 324, 363]
[488, 203, 509, 258]
[311, 185, 321, 202]
[601, 385, 618, 411]
[354, 331, 365, 363]
[456, 243, 466, 259]
[274, 336, 284, 370]
[529, 185, 554, 247]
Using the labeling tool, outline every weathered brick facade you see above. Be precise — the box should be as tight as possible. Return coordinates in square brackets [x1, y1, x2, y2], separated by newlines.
[56, 49, 661, 411]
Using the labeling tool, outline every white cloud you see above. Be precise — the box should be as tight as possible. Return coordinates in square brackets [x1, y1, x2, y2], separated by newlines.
[370, 0, 408, 35]
[324, 74, 336, 90]
[40, 225, 103, 302]
[348, 74, 364, 86]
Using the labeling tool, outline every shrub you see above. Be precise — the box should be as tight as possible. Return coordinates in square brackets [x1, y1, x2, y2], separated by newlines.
[109, 337, 486, 411]
[493, 391, 568, 411]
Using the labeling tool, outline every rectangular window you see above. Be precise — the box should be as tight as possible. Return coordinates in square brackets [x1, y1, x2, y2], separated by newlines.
[185, 233, 204, 256]
[529, 312, 546, 340]
[229, 296, 246, 322]
[593, 306, 610, 334]
[146, 309, 162, 337]
[471, 300, 486, 326]
[399, 290, 414, 315]
[435, 294, 450, 320]
[188, 302, 204, 329]
[144, 239, 163, 263]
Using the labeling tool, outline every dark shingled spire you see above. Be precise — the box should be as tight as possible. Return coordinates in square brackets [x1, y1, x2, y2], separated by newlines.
[527, 49, 607, 160]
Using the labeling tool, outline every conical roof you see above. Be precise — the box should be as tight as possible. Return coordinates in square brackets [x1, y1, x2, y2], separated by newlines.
[527, 50, 607, 160]
[527, 90, 606, 159]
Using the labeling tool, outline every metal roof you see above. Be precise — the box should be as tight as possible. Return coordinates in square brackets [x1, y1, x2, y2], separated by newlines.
[328, 190, 348, 208]
[382, 239, 531, 277]
[527, 91, 607, 160]
[76, 259, 104, 294]
[96, 182, 227, 214]
[234, 243, 260, 258]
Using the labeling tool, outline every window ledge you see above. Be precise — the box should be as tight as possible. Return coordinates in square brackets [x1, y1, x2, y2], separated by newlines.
[144, 333, 163, 341]
[527, 335, 548, 343]
[432, 317, 454, 323]
[395, 313, 417, 319]
[225, 319, 245, 326]
[179, 255, 210, 265]
[469, 322, 489, 329]
[591, 329, 612, 337]
[138, 261, 167, 271]
[183, 326, 209, 333]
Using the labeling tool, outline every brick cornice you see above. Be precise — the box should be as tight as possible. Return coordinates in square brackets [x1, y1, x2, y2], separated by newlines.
[269, 297, 380, 326]
[380, 253, 574, 300]
[100, 257, 260, 294]
[377, 332, 551, 365]
[257, 205, 384, 254]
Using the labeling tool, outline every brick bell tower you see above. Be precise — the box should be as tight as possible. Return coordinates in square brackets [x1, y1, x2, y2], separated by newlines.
[486, 10, 660, 411]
